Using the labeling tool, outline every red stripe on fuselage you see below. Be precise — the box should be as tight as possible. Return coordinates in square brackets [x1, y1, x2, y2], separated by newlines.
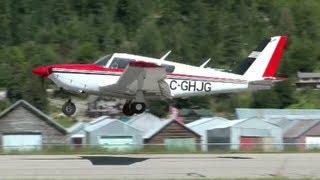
[50, 64, 247, 83]
[49, 64, 123, 72]
[129, 61, 160, 68]
[263, 35, 288, 77]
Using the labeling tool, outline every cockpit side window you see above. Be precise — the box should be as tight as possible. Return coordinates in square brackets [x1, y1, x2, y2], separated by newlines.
[95, 54, 112, 66]
[161, 64, 175, 73]
[110, 58, 134, 69]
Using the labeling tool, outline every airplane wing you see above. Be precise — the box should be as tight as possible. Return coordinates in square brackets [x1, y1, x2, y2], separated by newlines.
[100, 61, 171, 98]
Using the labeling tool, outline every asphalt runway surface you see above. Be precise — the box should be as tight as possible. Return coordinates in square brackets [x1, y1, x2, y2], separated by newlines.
[0, 153, 319, 179]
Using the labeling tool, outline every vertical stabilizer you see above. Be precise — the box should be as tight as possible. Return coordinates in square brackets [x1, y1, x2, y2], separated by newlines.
[244, 35, 287, 80]
[234, 36, 288, 81]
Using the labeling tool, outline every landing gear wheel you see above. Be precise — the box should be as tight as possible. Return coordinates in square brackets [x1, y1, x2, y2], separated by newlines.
[122, 102, 135, 116]
[132, 102, 146, 114]
[62, 100, 76, 116]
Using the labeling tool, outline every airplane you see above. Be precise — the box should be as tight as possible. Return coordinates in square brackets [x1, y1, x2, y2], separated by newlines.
[32, 35, 288, 116]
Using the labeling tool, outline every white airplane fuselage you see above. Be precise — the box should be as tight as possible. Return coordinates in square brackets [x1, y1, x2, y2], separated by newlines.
[47, 53, 249, 99]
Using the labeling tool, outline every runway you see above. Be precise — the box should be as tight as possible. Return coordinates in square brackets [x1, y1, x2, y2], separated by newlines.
[0, 153, 319, 179]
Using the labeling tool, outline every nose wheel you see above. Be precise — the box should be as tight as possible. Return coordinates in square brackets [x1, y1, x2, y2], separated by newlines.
[122, 101, 146, 116]
[62, 100, 76, 116]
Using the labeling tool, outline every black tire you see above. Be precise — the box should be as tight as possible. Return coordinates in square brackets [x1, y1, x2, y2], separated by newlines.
[62, 101, 76, 116]
[122, 103, 135, 116]
[132, 102, 146, 114]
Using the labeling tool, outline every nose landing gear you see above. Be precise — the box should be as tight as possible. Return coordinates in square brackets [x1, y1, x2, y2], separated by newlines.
[62, 99, 76, 116]
[122, 101, 146, 116]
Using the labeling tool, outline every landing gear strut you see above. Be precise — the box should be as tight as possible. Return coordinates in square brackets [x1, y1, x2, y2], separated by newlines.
[122, 101, 146, 116]
[62, 99, 76, 116]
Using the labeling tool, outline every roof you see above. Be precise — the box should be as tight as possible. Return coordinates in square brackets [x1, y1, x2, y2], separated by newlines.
[67, 122, 86, 134]
[84, 116, 142, 133]
[0, 100, 67, 134]
[68, 116, 112, 134]
[236, 108, 320, 119]
[191, 117, 281, 131]
[263, 118, 296, 131]
[187, 117, 228, 128]
[143, 120, 171, 139]
[89, 116, 110, 125]
[262, 117, 320, 138]
[85, 118, 116, 132]
[143, 119, 201, 139]
[298, 72, 320, 78]
[206, 119, 246, 129]
[127, 113, 163, 132]
[284, 119, 320, 138]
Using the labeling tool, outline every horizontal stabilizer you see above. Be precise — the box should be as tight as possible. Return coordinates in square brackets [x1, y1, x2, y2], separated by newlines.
[248, 77, 286, 91]
[248, 80, 273, 91]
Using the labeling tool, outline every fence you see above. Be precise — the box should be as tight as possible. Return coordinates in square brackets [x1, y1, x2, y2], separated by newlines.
[0, 143, 320, 154]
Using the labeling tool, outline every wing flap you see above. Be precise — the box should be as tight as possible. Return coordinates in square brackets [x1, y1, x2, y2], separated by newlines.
[100, 61, 171, 98]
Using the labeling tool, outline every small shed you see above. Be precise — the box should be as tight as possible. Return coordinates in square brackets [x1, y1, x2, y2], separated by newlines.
[236, 108, 320, 149]
[144, 120, 201, 151]
[187, 117, 228, 151]
[128, 113, 201, 150]
[206, 117, 283, 151]
[266, 118, 320, 149]
[0, 100, 67, 150]
[85, 116, 144, 149]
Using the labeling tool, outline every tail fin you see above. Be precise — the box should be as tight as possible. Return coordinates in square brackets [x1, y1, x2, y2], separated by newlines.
[234, 35, 288, 81]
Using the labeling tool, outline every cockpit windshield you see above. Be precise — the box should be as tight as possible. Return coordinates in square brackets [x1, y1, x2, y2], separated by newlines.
[94, 54, 112, 66]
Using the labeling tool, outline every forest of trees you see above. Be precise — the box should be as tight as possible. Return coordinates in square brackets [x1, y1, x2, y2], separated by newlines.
[0, 0, 319, 116]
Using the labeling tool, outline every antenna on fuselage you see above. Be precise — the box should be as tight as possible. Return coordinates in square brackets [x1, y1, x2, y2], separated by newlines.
[160, 50, 172, 60]
[200, 58, 211, 68]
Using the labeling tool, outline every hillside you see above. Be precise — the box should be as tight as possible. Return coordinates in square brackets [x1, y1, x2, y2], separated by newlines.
[0, 0, 319, 116]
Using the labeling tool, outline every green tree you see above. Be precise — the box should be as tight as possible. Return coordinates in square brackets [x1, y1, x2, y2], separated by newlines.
[76, 42, 98, 62]
[251, 90, 282, 108]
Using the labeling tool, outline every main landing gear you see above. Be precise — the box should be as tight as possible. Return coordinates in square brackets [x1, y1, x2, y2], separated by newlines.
[122, 101, 146, 116]
[62, 99, 76, 116]
[61, 98, 145, 116]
